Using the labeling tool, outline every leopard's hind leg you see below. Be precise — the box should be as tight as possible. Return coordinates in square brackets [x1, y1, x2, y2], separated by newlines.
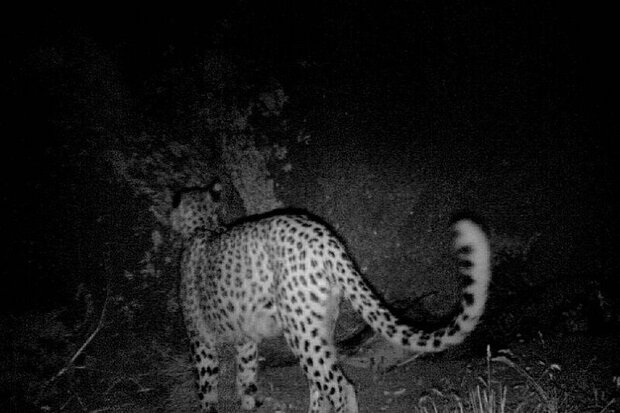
[278, 281, 358, 413]
[235, 340, 260, 410]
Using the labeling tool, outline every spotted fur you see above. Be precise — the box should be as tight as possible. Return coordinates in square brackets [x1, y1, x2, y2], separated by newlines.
[171, 185, 491, 413]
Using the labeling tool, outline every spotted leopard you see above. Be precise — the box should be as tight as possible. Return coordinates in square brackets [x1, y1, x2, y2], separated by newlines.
[170, 183, 491, 413]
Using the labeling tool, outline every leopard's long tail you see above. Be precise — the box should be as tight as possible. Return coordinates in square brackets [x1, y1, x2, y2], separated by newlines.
[339, 218, 491, 353]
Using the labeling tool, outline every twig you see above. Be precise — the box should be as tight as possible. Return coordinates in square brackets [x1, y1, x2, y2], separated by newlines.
[103, 375, 153, 396]
[46, 282, 111, 387]
[89, 403, 133, 413]
[59, 394, 75, 411]
[384, 352, 422, 372]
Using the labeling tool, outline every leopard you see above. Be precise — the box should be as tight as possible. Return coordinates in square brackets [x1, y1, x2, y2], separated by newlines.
[170, 182, 491, 413]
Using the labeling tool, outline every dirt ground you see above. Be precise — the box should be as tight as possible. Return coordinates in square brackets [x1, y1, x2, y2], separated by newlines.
[204, 334, 620, 412]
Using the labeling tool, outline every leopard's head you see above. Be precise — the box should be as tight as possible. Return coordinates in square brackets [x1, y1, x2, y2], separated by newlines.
[170, 181, 225, 239]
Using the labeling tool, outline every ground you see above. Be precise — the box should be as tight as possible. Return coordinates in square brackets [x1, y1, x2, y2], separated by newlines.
[193, 334, 620, 412]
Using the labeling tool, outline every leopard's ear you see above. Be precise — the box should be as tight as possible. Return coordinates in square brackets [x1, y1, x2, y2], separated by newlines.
[209, 178, 223, 202]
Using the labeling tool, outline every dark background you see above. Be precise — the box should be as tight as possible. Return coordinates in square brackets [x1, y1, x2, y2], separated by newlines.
[4, 2, 617, 311]
[1, 1, 617, 334]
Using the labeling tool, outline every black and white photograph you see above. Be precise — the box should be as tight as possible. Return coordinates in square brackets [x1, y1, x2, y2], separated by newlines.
[2, 2, 618, 412]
